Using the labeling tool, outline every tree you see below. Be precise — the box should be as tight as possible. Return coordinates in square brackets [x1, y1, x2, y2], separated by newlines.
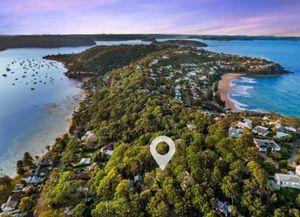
[19, 196, 33, 212]
[206, 88, 213, 101]
[147, 199, 170, 217]
[16, 160, 25, 175]
[295, 194, 300, 208]
[73, 203, 91, 217]
[23, 152, 34, 168]
[49, 172, 81, 207]
[221, 176, 240, 204]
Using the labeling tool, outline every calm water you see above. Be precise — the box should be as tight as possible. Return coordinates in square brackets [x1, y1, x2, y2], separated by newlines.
[0, 40, 148, 177]
[0, 46, 94, 177]
[205, 40, 300, 117]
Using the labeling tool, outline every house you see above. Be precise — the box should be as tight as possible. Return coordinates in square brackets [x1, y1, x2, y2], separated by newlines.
[100, 143, 114, 157]
[81, 131, 97, 142]
[274, 166, 300, 189]
[236, 118, 253, 129]
[285, 126, 297, 133]
[276, 131, 290, 139]
[1, 192, 23, 213]
[252, 126, 270, 137]
[23, 176, 42, 185]
[275, 123, 285, 132]
[254, 139, 281, 153]
[228, 127, 244, 138]
[216, 200, 231, 217]
[275, 124, 297, 134]
[79, 158, 91, 166]
[12, 184, 24, 192]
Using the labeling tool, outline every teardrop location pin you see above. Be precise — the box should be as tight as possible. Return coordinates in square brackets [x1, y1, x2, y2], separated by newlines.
[150, 136, 176, 170]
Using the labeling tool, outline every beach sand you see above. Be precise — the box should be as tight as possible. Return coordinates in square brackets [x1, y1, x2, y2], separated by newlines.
[218, 73, 244, 112]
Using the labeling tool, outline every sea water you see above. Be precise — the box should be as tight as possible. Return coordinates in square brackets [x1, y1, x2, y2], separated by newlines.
[0, 46, 95, 176]
[0, 40, 148, 177]
[205, 40, 300, 117]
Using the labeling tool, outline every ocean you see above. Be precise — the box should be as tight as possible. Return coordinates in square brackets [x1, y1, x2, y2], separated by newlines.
[204, 39, 300, 117]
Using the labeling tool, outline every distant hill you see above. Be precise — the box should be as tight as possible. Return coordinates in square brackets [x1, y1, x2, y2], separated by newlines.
[44, 44, 162, 78]
[0, 35, 96, 51]
[71, 34, 300, 41]
[1, 34, 299, 52]
[150, 39, 207, 47]
[68, 34, 300, 42]
[70, 34, 176, 41]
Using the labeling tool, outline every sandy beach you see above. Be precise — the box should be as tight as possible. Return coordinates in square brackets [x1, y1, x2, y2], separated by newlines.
[218, 73, 244, 112]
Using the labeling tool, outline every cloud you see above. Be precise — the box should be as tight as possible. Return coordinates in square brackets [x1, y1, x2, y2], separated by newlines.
[0, 0, 299, 35]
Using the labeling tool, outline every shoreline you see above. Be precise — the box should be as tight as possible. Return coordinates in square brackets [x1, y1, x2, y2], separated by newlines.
[218, 73, 244, 112]
[0, 61, 87, 178]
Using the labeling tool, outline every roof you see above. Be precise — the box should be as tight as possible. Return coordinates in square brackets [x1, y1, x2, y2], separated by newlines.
[276, 131, 290, 138]
[285, 127, 297, 132]
[1, 192, 23, 212]
[275, 173, 300, 183]
[229, 127, 244, 138]
[79, 158, 91, 165]
[216, 200, 231, 216]
[13, 184, 24, 191]
[254, 139, 281, 151]
[252, 126, 270, 135]
[23, 176, 42, 185]
[236, 118, 252, 129]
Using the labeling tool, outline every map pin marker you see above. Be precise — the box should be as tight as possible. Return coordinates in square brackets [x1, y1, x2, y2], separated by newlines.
[150, 136, 176, 170]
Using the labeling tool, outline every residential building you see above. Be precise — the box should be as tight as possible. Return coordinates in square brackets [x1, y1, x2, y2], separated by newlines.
[276, 131, 290, 139]
[79, 158, 91, 166]
[216, 200, 231, 217]
[254, 139, 281, 152]
[1, 192, 23, 213]
[274, 166, 300, 189]
[23, 176, 42, 185]
[252, 126, 270, 137]
[236, 118, 253, 129]
[229, 127, 244, 138]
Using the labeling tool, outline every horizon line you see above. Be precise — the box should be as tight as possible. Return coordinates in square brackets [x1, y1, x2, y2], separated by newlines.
[0, 33, 300, 38]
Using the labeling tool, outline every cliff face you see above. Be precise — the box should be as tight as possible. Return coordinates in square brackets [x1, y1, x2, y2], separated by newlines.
[0, 35, 96, 51]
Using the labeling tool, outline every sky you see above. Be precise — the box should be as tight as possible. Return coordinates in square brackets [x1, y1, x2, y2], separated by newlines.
[0, 0, 300, 36]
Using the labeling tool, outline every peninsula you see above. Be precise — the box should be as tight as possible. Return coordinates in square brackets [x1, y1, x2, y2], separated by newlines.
[0, 35, 96, 51]
[2, 41, 299, 217]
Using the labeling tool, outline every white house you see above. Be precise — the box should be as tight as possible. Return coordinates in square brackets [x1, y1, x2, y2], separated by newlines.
[275, 166, 300, 189]
[229, 127, 244, 138]
[1, 192, 22, 213]
[252, 126, 270, 137]
[285, 126, 297, 133]
[254, 139, 281, 152]
[276, 131, 290, 139]
[79, 158, 91, 166]
[236, 118, 253, 129]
